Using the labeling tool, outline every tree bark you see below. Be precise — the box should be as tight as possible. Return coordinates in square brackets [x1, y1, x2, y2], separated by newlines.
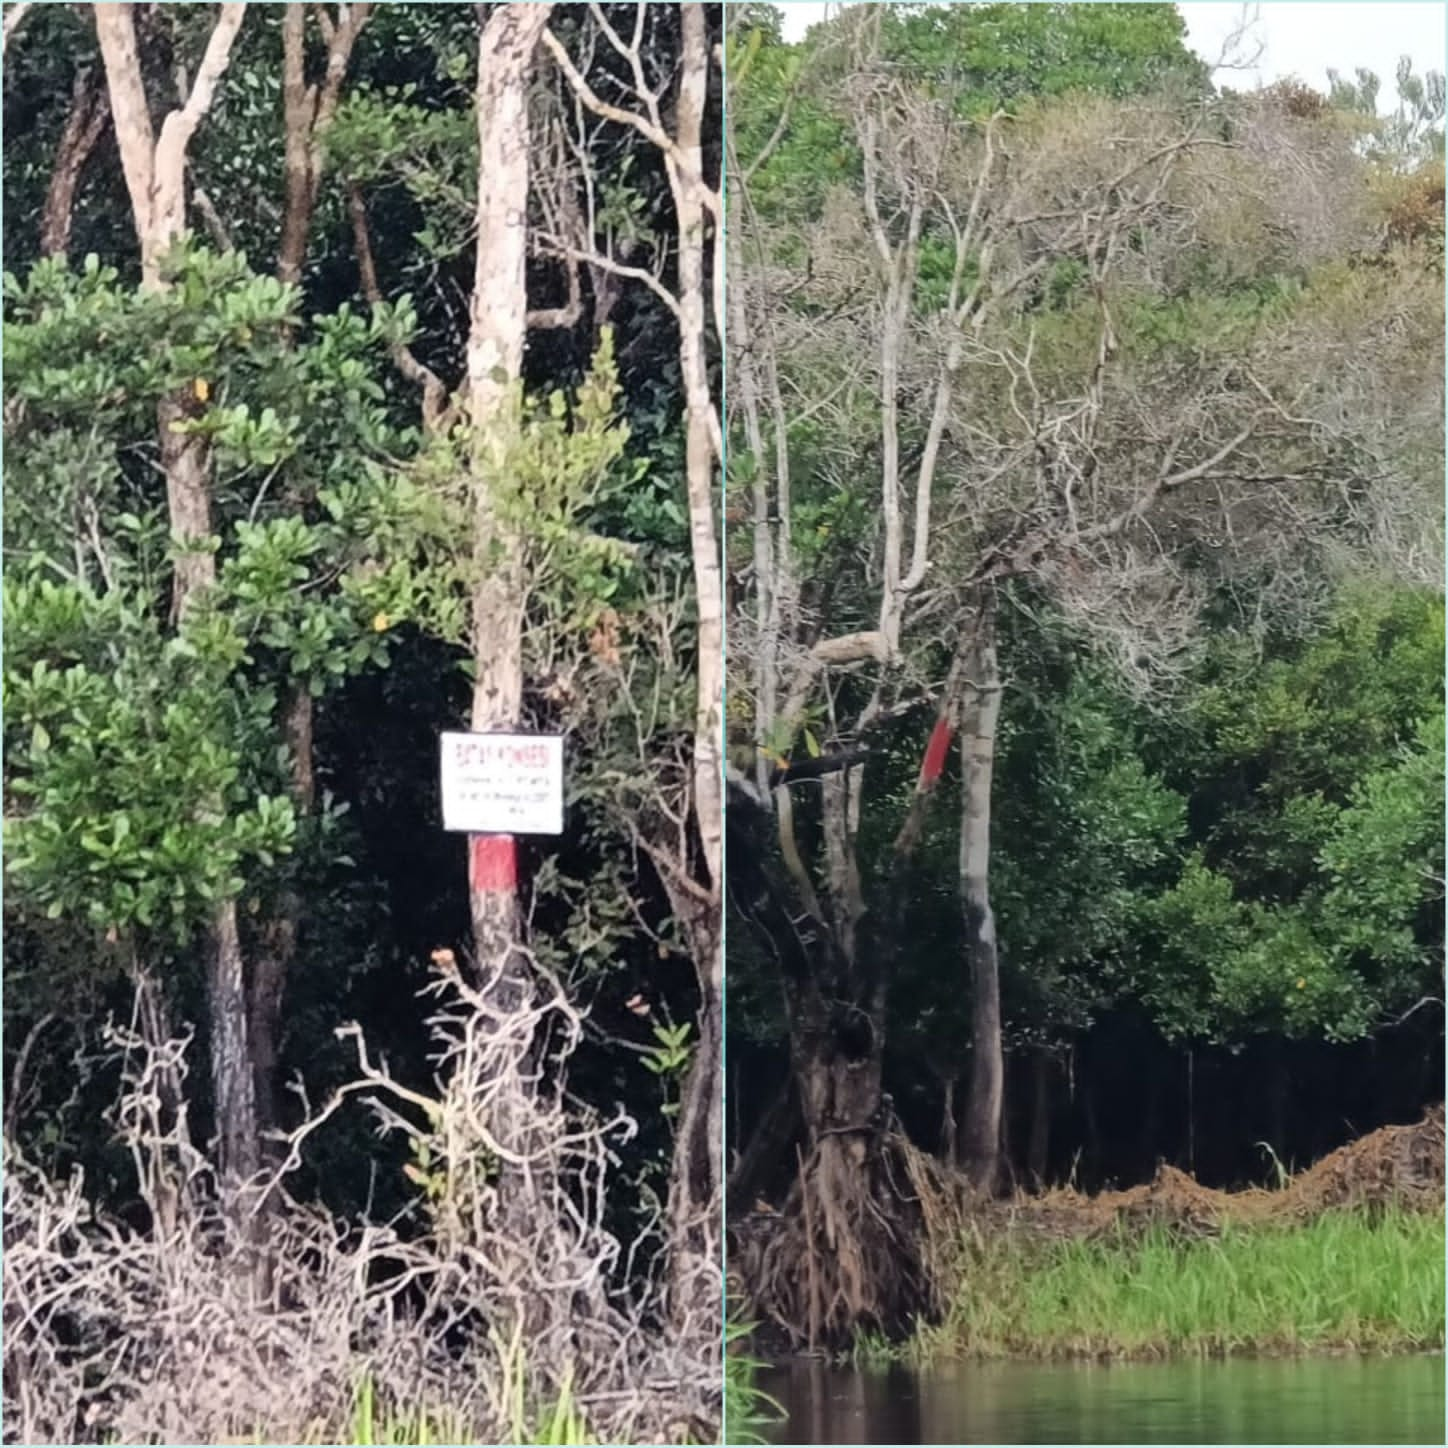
[3, 2, 34, 55]
[278, 3, 371, 288]
[666, 961, 722, 1305]
[40, 66, 110, 260]
[938, 1072, 958, 1166]
[957, 595, 1004, 1193]
[671, 3, 724, 910]
[129, 959, 186, 1235]
[278, 4, 313, 288]
[96, 2, 246, 287]
[208, 900, 258, 1183]
[792, 983, 885, 1152]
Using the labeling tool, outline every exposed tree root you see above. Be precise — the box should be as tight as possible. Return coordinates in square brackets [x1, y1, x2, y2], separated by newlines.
[2, 960, 720, 1445]
[732, 1130, 960, 1351]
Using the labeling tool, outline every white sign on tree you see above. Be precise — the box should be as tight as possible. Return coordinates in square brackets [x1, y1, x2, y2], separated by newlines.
[439, 731, 564, 835]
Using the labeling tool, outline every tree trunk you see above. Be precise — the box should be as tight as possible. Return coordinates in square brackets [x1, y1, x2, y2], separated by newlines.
[129, 959, 187, 1235]
[96, 1, 256, 1193]
[40, 65, 109, 260]
[1027, 1045, 1051, 1188]
[278, 3, 371, 288]
[661, 1, 724, 1320]
[257, 8, 369, 1148]
[821, 767, 864, 960]
[248, 915, 289, 1150]
[958, 597, 1004, 1194]
[667, 962, 722, 1316]
[939, 1072, 958, 1166]
[208, 900, 258, 1184]
[671, 0, 724, 923]
[661, 876, 723, 1318]
[278, 3, 314, 289]
[96, 3, 247, 286]
[463, 4, 551, 1213]
[793, 995, 885, 1153]
[158, 383, 257, 1186]
[156, 392, 216, 624]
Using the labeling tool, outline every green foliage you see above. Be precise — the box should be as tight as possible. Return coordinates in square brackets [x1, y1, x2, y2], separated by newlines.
[731, 3, 1204, 222]
[883, 3, 1208, 108]
[869, 620, 1188, 1070]
[280, 1368, 593, 1446]
[1329, 57, 1446, 165]
[3, 14, 723, 1441]
[3, 241, 415, 977]
[872, 583, 1442, 1068]
[4, 575, 293, 940]
[991, 659, 1187, 1035]
[1129, 588, 1445, 1044]
[641, 1018, 695, 1119]
[402, 330, 634, 650]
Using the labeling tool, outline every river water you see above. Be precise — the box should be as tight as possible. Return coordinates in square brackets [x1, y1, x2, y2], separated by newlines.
[759, 1353, 1445, 1444]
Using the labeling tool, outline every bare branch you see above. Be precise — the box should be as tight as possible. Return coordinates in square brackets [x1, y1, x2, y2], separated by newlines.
[2, 1, 34, 55]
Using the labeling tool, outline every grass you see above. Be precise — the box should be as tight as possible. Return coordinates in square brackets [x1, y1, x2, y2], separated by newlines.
[884, 1207, 1444, 1365]
[240, 1357, 595, 1445]
[725, 1317, 786, 1444]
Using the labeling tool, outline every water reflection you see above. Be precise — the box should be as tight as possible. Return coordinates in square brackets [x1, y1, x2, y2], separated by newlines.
[760, 1353, 1446, 1445]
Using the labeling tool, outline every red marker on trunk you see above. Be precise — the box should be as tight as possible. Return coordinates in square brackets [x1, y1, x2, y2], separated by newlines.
[919, 717, 954, 787]
[469, 833, 517, 892]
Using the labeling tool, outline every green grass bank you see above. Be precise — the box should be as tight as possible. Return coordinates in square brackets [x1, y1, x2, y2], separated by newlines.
[868, 1207, 1444, 1365]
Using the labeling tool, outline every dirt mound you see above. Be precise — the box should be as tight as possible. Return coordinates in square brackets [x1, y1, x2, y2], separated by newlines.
[1281, 1102, 1444, 1214]
[987, 1105, 1444, 1241]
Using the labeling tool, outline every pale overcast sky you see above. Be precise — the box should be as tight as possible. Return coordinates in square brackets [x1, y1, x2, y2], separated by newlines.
[771, 2, 1446, 108]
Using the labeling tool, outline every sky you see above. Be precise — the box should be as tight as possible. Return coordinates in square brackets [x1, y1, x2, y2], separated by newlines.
[771, 2, 1447, 109]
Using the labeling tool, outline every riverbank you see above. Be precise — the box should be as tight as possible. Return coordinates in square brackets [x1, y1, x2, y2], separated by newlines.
[729, 1207, 1444, 1444]
[870, 1206, 1444, 1364]
[871, 1107, 1445, 1365]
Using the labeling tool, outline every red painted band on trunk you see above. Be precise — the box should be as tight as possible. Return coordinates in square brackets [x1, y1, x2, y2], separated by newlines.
[920, 717, 954, 787]
[469, 833, 517, 893]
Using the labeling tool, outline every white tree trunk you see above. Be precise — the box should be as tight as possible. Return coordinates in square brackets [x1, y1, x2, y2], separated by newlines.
[464, 7, 552, 1210]
[663, 0, 724, 1316]
[958, 597, 1004, 1192]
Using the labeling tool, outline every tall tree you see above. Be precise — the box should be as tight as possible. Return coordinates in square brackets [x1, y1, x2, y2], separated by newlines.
[543, 1, 725, 1322]
[93, 0, 257, 1188]
[251, 2, 373, 1151]
[460, 2, 554, 1227]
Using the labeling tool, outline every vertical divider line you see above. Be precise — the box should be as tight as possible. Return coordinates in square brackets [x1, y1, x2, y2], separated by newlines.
[717, 3, 731, 1437]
